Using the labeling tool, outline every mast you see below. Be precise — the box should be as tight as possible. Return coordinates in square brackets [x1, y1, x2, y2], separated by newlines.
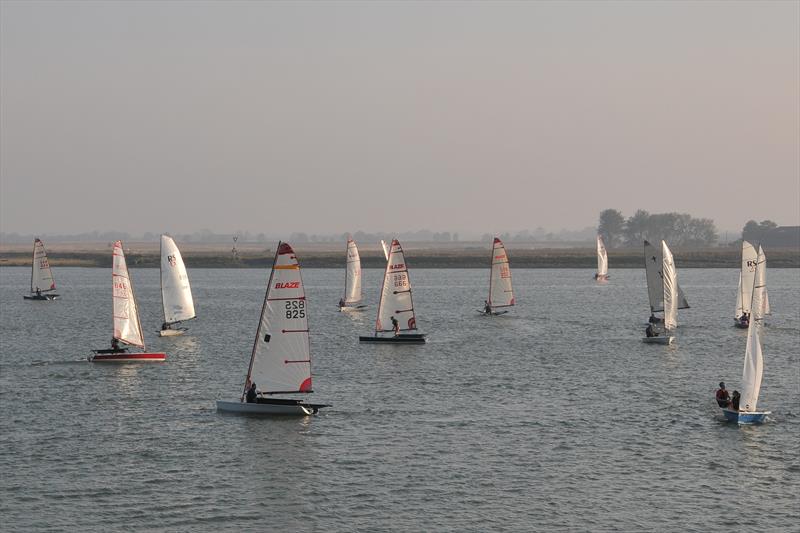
[487, 238, 495, 309]
[342, 239, 349, 302]
[30, 239, 35, 292]
[243, 243, 281, 401]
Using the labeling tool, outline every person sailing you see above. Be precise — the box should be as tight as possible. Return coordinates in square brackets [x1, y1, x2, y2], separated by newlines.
[645, 323, 658, 338]
[484, 300, 492, 314]
[715, 382, 731, 408]
[390, 316, 399, 336]
[246, 381, 258, 403]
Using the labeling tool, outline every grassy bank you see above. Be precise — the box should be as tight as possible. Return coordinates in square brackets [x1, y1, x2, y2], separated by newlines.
[2, 246, 798, 268]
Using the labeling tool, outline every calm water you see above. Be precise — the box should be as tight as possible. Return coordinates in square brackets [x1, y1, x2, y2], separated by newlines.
[1, 266, 799, 532]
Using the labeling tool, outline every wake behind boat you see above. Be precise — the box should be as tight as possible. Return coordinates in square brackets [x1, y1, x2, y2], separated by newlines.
[90, 241, 165, 363]
[158, 235, 196, 336]
[359, 239, 426, 344]
[479, 237, 515, 315]
[23, 238, 60, 301]
[338, 238, 367, 312]
[216, 242, 329, 416]
[721, 246, 771, 425]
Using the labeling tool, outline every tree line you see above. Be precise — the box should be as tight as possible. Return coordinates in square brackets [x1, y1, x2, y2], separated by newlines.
[597, 209, 718, 248]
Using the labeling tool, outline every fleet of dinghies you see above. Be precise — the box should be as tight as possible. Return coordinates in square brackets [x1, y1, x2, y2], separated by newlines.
[159, 235, 196, 336]
[23, 238, 59, 300]
[22, 234, 779, 423]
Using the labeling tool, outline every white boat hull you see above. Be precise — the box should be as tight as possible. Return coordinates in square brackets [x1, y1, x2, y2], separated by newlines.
[642, 336, 674, 345]
[158, 328, 186, 337]
[216, 399, 326, 416]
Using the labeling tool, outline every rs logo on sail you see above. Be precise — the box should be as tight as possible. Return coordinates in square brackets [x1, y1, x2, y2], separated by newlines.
[275, 282, 300, 289]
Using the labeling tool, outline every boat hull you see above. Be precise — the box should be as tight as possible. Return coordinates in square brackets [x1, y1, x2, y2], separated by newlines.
[23, 294, 59, 300]
[216, 399, 329, 416]
[158, 328, 186, 337]
[642, 336, 674, 345]
[733, 320, 749, 329]
[722, 408, 770, 425]
[359, 333, 427, 344]
[90, 352, 166, 362]
[478, 310, 509, 316]
[339, 304, 367, 312]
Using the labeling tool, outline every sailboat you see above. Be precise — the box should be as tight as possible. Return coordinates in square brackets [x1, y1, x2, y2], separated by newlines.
[338, 238, 366, 311]
[23, 238, 60, 300]
[480, 237, 515, 315]
[734, 240, 771, 328]
[643, 239, 689, 326]
[90, 241, 166, 362]
[594, 234, 609, 282]
[642, 240, 679, 345]
[722, 246, 771, 424]
[158, 234, 196, 336]
[217, 242, 329, 415]
[359, 239, 426, 344]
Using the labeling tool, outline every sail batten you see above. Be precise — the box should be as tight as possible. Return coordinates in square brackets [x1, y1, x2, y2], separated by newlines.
[375, 239, 419, 334]
[160, 235, 196, 326]
[245, 242, 312, 397]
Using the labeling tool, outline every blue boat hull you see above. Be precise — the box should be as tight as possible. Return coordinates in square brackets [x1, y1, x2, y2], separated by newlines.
[722, 408, 770, 425]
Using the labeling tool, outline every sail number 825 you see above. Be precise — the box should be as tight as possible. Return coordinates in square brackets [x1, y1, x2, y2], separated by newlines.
[285, 300, 306, 319]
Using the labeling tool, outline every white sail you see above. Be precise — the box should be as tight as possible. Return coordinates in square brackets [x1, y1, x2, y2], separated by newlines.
[488, 237, 515, 309]
[112, 241, 145, 348]
[380, 239, 389, 261]
[735, 240, 758, 319]
[661, 240, 678, 332]
[245, 242, 312, 395]
[740, 245, 766, 412]
[31, 238, 57, 293]
[343, 239, 363, 305]
[160, 235, 196, 325]
[375, 239, 418, 334]
[596, 235, 608, 277]
[644, 240, 689, 312]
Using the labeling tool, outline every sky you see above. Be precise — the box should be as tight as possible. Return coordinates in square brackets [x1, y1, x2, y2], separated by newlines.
[1, 0, 798, 238]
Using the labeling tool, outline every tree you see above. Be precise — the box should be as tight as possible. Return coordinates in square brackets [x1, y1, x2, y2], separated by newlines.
[742, 220, 778, 244]
[624, 209, 650, 246]
[597, 209, 625, 247]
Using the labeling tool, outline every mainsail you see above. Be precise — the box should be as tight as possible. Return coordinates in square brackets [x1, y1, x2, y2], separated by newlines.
[31, 238, 57, 293]
[644, 240, 689, 312]
[375, 239, 418, 334]
[740, 247, 766, 412]
[488, 237, 515, 309]
[661, 240, 678, 332]
[112, 241, 145, 348]
[596, 235, 608, 278]
[160, 235, 196, 325]
[244, 242, 312, 397]
[735, 240, 758, 319]
[343, 239, 363, 305]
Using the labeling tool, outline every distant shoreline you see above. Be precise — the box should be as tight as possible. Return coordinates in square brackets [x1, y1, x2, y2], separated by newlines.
[2, 245, 798, 268]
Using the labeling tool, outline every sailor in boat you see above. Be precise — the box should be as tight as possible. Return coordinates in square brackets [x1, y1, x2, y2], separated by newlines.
[648, 314, 663, 325]
[737, 312, 750, 328]
[731, 390, 741, 411]
[645, 323, 658, 338]
[246, 381, 258, 403]
[35, 287, 41, 297]
[391, 316, 399, 336]
[338, 298, 345, 309]
[484, 300, 492, 314]
[715, 382, 731, 408]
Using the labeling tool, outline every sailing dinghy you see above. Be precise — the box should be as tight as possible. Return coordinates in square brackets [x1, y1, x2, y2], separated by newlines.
[359, 239, 426, 344]
[642, 240, 679, 345]
[480, 237, 515, 315]
[643, 239, 689, 327]
[158, 235, 196, 336]
[91, 241, 166, 362]
[594, 234, 609, 282]
[217, 242, 329, 415]
[734, 240, 771, 328]
[23, 238, 60, 300]
[722, 246, 771, 424]
[339, 238, 366, 311]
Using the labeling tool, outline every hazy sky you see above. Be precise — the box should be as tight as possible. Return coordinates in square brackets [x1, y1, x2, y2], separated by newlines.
[1, 0, 798, 237]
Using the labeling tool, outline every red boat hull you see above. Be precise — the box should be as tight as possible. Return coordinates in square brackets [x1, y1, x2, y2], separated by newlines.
[90, 352, 166, 362]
